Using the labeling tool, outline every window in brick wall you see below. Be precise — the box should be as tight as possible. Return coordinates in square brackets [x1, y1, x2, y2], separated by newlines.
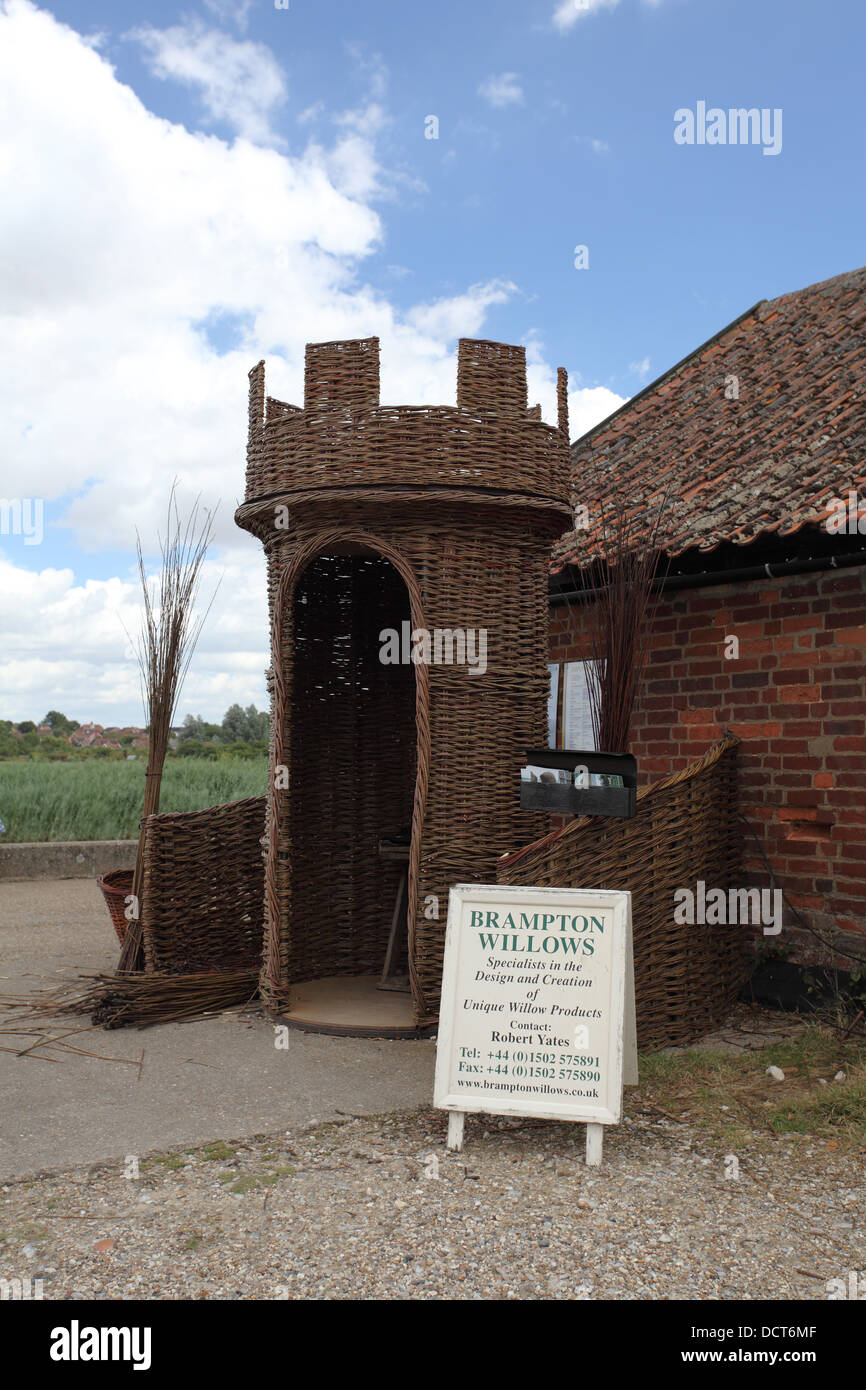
[549, 659, 598, 751]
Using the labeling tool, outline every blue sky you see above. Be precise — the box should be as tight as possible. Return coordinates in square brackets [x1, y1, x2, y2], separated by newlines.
[2, 0, 864, 724]
[53, 0, 864, 372]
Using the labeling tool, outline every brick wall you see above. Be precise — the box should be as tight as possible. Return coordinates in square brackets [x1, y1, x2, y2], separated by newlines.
[548, 566, 866, 964]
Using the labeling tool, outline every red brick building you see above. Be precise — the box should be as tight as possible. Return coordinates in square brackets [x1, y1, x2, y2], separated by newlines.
[548, 267, 866, 967]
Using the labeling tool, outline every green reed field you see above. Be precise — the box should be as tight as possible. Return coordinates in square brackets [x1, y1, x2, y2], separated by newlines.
[0, 757, 268, 842]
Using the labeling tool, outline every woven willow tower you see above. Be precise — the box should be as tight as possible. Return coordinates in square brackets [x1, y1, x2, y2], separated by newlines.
[235, 337, 572, 1032]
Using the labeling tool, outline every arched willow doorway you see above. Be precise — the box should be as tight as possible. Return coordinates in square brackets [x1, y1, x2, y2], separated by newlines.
[263, 531, 431, 1034]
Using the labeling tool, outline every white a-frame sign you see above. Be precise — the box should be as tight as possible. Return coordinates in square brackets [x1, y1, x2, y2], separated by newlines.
[434, 885, 638, 1166]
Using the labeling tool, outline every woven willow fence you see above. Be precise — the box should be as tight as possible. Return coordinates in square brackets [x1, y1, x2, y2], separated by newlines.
[109, 739, 743, 1045]
[139, 795, 265, 974]
[498, 735, 745, 1051]
[82, 797, 265, 1027]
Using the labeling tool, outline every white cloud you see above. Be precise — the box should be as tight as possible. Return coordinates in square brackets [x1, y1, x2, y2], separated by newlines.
[0, 2, 613, 721]
[629, 355, 652, 382]
[344, 43, 388, 103]
[567, 385, 627, 438]
[553, 0, 671, 28]
[523, 336, 626, 442]
[553, 0, 621, 30]
[203, 0, 256, 30]
[0, 548, 269, 724]
[297, 101, 325, 125]
[0, 1, 387, 542]
[478, 73, 524, 108]
[573, 134, 610, 154]
[323, 102, 393, 200]
[130, 19, 288, 145]
[406, 281, 516, 341]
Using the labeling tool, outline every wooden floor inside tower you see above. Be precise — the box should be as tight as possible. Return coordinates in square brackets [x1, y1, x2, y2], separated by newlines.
[281, 975, 430, 1038]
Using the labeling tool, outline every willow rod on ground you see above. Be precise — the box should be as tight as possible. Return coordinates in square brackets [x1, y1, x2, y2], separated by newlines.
[118, 485, 219, 974]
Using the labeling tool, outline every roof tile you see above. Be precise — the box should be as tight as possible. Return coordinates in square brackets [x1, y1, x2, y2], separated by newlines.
[552, 266, 866, 571]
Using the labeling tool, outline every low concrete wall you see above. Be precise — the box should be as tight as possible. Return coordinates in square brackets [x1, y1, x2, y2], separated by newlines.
[0, 840, 137, 882]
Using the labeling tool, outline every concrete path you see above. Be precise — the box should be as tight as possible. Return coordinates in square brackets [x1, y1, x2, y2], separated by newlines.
[0, 880, 435, 1181]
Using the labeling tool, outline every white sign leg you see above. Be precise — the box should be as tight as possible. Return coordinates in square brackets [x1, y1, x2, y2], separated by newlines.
[585, 1123, 603, 1166]
[623, 902, 639, 1087]
[447, 1110, 465, 1152]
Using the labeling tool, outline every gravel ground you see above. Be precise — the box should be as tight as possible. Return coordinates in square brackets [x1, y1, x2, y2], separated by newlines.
[1, 1102, 862, 1301]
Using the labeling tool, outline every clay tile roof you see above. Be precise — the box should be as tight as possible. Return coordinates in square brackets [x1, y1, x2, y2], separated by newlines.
[550, 265, 866, 573]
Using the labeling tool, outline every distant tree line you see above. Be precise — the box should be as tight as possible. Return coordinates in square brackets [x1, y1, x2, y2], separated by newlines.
[0, 711, 82, 758]
[176, 703, 269, 756]
[0, 706, 269, 761]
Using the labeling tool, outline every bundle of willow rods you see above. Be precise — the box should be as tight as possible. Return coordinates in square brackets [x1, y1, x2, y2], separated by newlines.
[581, 467, 670, 754]
[91, 970, 259, 1028]
[119, 486, 218, 975]
[4, 970, 259, 1030]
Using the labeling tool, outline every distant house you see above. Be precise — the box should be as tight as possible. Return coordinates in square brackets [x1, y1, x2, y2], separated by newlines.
[66, 722, 122, 751]
[549, 266, 866, 965]
[67, 722, 101, 747]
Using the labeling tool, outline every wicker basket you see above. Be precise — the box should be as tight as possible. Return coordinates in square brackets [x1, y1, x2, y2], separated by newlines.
[97, 868, 134, 944]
